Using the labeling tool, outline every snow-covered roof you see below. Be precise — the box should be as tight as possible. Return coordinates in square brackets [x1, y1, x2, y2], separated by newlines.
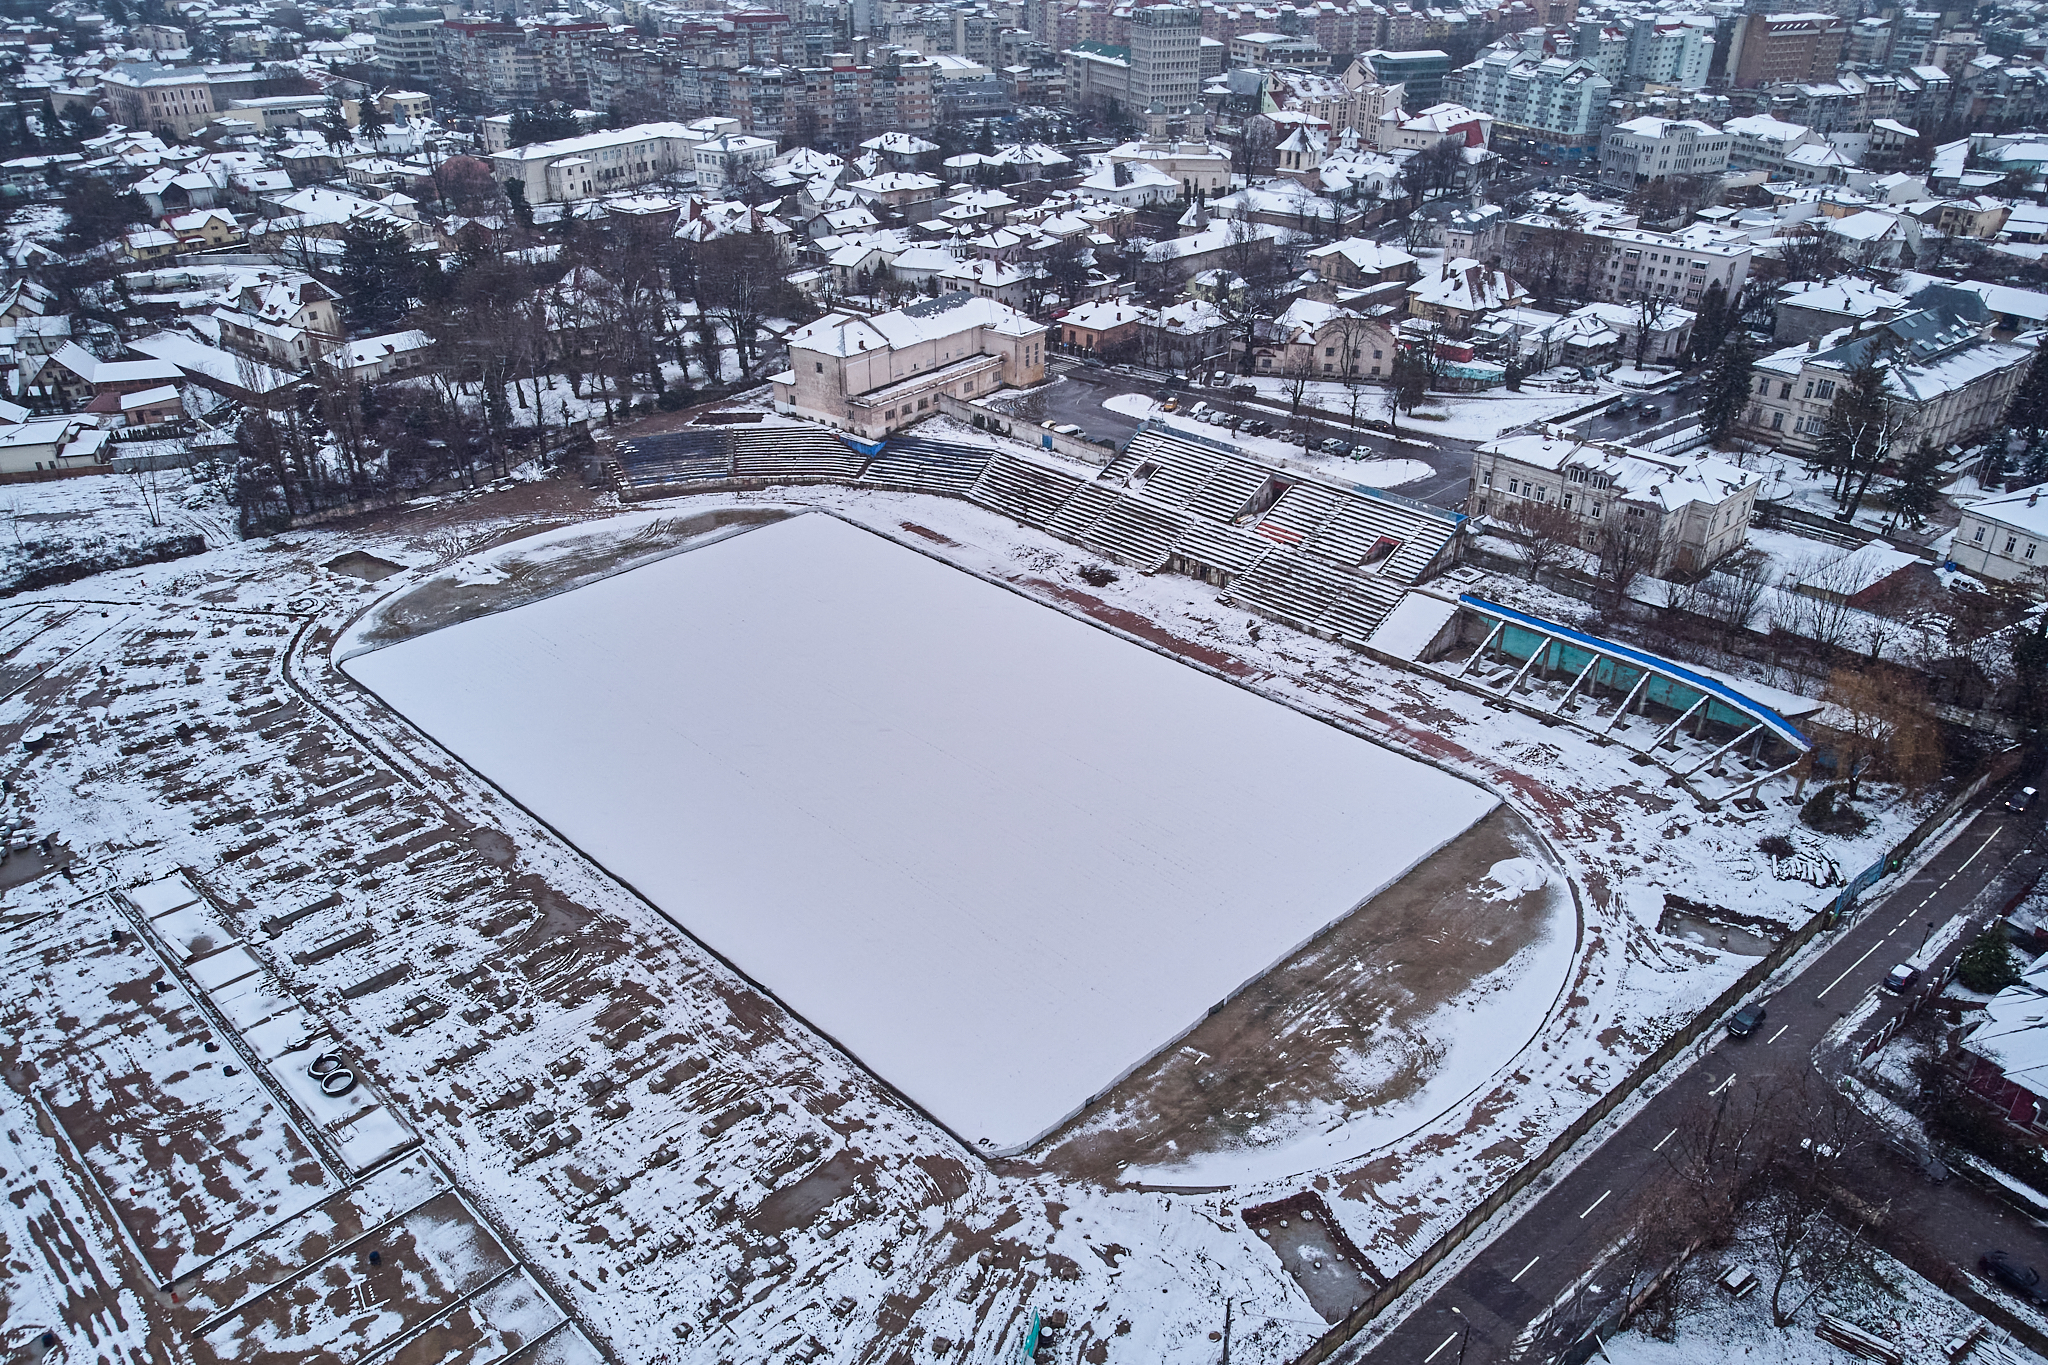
[786, 291, 1043, 357]
[1407, 258, 1524, 313]
[1060, 299, 1141, 331]
[1965, 484, 2048, 541]
[1725, 113, 1813, 146]
[1478, 433, 1762, 514]
[1305, 237, 1417, 275]
[1778, 277, 1905, 317]
[339, 328, 431, 367]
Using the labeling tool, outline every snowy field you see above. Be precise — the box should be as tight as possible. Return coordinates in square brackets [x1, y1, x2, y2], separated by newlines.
[343, 511, 1499, 1152]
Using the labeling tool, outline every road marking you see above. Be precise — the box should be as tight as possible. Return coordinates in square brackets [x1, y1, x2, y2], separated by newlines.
[1767, 1024, 1789, 1044]
[1579, 1190, 1611, 1220]
[1817, 940, 1889, 999]
[1710, 1073, 1737, 1096]
[1511, 1256, 1540, 1283]
[1653, 1127, 1678, 1151]
[1954, 830, 2001, 876]
[1424, 1329, 1461, 1362]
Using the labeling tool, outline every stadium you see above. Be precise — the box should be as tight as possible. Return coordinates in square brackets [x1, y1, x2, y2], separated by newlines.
[335, 418, 1581, 1168]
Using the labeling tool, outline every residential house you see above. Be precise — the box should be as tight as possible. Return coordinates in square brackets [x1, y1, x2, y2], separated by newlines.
[1472, 433, 1763, 575]
[1058, 299, 1144, 354]
[1740, 293, 2032, 456]
[1406, 258, 1529, 338]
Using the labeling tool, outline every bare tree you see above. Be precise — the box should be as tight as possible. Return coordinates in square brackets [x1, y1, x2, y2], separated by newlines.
[1593, 521, 1656, 611]
[124, 461, 172, 528]
[1822, 664, 1946, 795]
[1497, 497, 1584, 582]
[1700, 549, 1774, 638]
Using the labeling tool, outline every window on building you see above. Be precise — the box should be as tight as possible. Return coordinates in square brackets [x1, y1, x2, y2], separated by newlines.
[1770, 412, 1783, 430]
[2007, 535, 2018, 554]
[1508, 479, 1520, 493]
[815, 362, 824, 372]
[1779, 383, 1792, 399]
[1974, 526, 1986, 543]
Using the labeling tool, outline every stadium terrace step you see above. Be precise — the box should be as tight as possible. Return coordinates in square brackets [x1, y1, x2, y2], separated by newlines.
[1096, 452, 1143, 485]
[1226, 552, 1352, 633]
[612, 429, 734, 488]
[1081, 497, 1189, 572]
[1318, 577, 1408, 644]
[967, 453, 1087, 527]
[1044, 481, 1120, 541]
[729, 426, 867, 480]
[860, 438, 993, 496]
[1184, 461, 1269, 523]
[1168, 521, 1274, 580]
[1133, 440, 1225, 508]
[1256, 484, 1343, 549]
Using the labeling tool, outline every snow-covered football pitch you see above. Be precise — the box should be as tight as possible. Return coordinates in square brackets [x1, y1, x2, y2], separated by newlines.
[343, 512, 1500, 1153]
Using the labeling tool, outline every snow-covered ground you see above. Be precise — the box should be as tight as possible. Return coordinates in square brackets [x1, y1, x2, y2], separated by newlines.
[1604, 1247, 2043, 1365]
[0, 447, 1945, 1365]
[343, 511, 1502, 1153]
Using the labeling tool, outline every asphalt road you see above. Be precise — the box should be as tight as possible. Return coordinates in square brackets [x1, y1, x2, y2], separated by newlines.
[990, 363, 1485, 511]
[992, 363, 1709, 516]
[1353, 780, 2048, 1365]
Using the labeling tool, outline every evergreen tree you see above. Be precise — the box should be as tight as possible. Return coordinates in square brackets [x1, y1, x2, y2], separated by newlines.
[1882, 440, 1944, 529]
[1957, 929, 2021, 993]
[337, 217, 420, 331]
[1698, 332, 1757, 446]
[2008, 353, 2048, 479]
[356, 96, 388, 141]
[1689, 279, 1732, 363]
[2014, 618, 2048, 740]
[1814, 354, 1900, 521]
[318, 95, 351, 150]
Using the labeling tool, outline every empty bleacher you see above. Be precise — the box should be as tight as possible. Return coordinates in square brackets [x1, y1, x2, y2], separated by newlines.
[1082, 497, 1189, 572]
[1185, 461, 1269, 524]
[730, 425, 868, 481]
[612, 411, 1466, 648]
[860, 437, 992, 497]
[1225, 553, 1354, 632]
[968, 453, 1088, 527]
[1169, 521, 1273, 582]
[611, 428, 734, 492]
[1254, 483, 1342, 548]
[1045, 481, 1120, 540]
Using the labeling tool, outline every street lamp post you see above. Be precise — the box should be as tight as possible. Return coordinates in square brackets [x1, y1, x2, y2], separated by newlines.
[1450, 1305, 1470, 1365]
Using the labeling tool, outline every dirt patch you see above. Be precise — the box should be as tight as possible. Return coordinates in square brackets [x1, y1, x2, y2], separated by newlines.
[345, 506, 790, 653]
[325, 551, 405, 581]
[1029, 805, 1568, 1182]
[748, 1150, 874, 1236]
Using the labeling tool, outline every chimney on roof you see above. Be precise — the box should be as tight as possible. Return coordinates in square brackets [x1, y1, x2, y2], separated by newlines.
[2032, 490, 2040, 508]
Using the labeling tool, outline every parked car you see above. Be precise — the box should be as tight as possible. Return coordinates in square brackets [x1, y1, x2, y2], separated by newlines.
[2009, 785, 2037, 813]
[1982, 1252, 2044, 1301]
[1319, 437, 1348, 453]
[1881, 963, 1919, 994]
[1637, 402, 1661, 420]
[1726, 1002, 1768, 1037]
[1244, 419, 1271, 435]
[1882, 1131, 1951, 1183]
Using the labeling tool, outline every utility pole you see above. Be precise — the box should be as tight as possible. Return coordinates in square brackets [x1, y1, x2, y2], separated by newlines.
[1219, 1298, 1231, 1365]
